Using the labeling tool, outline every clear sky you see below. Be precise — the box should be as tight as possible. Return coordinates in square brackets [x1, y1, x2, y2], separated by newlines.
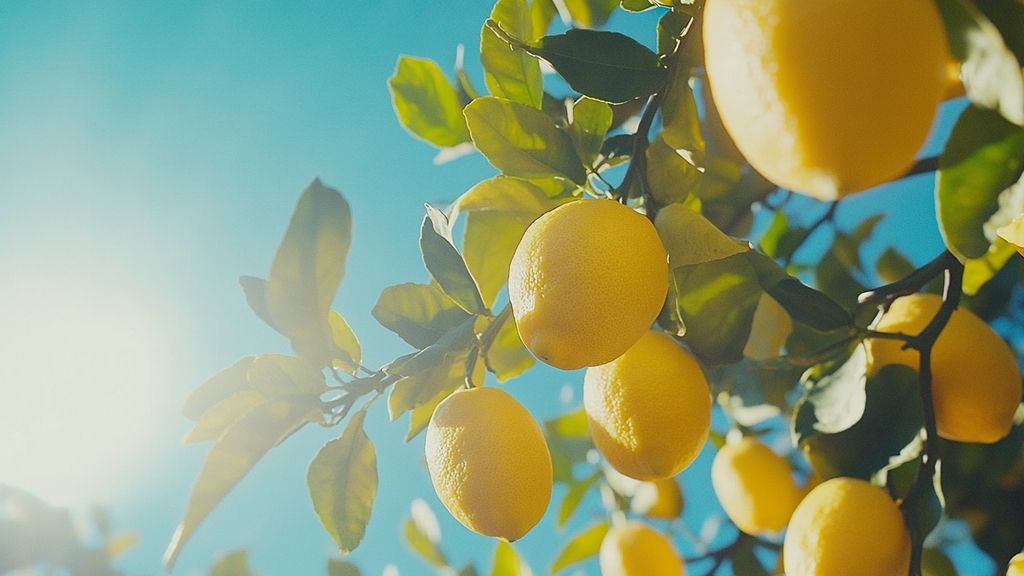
[0, 2, 991, 575]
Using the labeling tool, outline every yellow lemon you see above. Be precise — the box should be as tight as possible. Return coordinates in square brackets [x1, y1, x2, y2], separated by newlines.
[508, 199, 668, 370]
[599, 521, 685, 576]
[711, 437, 803, 535]
[997, 214, 1024, 257]
[784, 477, 911, 576]
[584, 330, 711, 480]
[424, 387, 552, 541]
[630, 478, 684, 519]
[1007, 552, 1024, 576]
[703, 0, 948, 199]
[744, 294, 793, 360]
[867, 293, 1022, 443]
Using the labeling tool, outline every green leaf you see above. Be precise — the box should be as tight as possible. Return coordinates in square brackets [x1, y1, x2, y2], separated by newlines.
[387, 318, 477, 420]
[963, 236, 1019, 295]
[655, 203, 747, 268]
[526, 29, 667, 104]
[210, 550, 250, 576]
[793, 345, 870, 438]
[673, 253, 762, 364]
[420, 205, 488, 315]
[328, 311, 362, 374]
[709, 357, 803, 427]
[729, 537, 771, 576]
[568, 97, 613, 164]
[373, 282, 472, 349]
[622, 0, 655, 12]
[183, 357, 257, 420]
[545, 409, 594, 483]
[389, 56, 471, 147]
[482, 308, 535, 381]
[560, 0, 619, 28]
[531, 0, 559, 39]
[482, 0, 543, 108]
[901, 462, 945, 549]
[246, 354, 327, 398]
[660, 68, 704, 157]
[937, 105, 1024, 260]
[656, 9, 693, 56]
[464, 211, 535, 309]
[746, 252, 852, 332]
[558, 472, 600, 527]
[184, 391, 265, 444]
[876, 248, 916, 284]
[551, 522, 609, 573]
[403, 500, 448, 568]
[645, 136, 702, 205]
[465, 96, 587, 183]
[165, 398, 316, 569]
[327, 559, 361, 576]
[308, 409, 378, 554]
[264, 180, 354, 367]
[921, 548, 958, 576]
[937, 0, 1024, 126]
[491, 541, 533, 576]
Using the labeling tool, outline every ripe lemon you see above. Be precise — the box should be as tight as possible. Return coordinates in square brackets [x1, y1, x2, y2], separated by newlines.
[1007, 552, 1024, 576]
[599, 521, 685, 576]
[711, 437, 803, 535]
[508, 199, 668, 370]
[867, 293, 1022, 443]
[703, 0, 948, 199]
[630, 478, 684, 519]
[424, 387, 552, 541]
[584, 330, 711, 480]
[784, 477, 911, 576]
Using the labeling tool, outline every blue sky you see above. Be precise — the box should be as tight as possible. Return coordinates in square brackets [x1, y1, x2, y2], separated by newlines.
[0, 2, 992, 575]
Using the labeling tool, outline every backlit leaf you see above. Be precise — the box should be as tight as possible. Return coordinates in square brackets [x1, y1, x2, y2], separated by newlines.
[183, 357, 257, 420]
[482, 309, 535, 381]
[420, 205, 488, 315]
[551, 522, 609, 573]
[558, 472, 600, 527]
[389, 56, 471, 147]
[568, 97, 613, 164]
[210, 550, 250, 576]
[327, 559, 361, 576]
[491, 541, 533, 576]
[373, 282, 472, 349]
[328, 311, 362, 374]
[184, 391, 265, 444]
[482, 0, 543, 108]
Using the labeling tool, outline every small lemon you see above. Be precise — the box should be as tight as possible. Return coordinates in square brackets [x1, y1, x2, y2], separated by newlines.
[784, 477, 911, 576]
[1007, 552, 1024, 576]
[867, 293, 1022, 443]
[599, 521, 685, 576]
[631, 478, 684, 520]
[711, 437, 803, 535]
[585, 330, 711, 480]
[508, 199, 668, 370]
[703, 0, 948, 199]
[424, 387, 552, 541]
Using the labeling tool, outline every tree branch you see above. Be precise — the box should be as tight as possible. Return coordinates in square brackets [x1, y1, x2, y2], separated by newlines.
[857, 251, 957, 305]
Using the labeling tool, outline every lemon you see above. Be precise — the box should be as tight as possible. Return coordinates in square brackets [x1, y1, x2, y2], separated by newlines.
[711, 437, 803, 535]
[508, 199, 668, 370]
[631, 478, 684, 519]
[867, 293, 1022, 443]
[784, 477, 911, 576]
[703, 0, 948, 199]
[424, 387, 552, 541]
[584, 330, 711, 480]
[599, 521, 685, 576]
[1007, 552, 1024, 576]
[997, 214, 1024, 257]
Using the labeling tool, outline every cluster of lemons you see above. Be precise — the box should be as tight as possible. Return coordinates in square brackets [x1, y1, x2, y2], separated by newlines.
[420, 0, 1024, 574]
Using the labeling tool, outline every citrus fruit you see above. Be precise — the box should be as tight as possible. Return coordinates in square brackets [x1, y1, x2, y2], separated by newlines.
[997, 214, 1024, 257]
[867, 293, 1022, 443]
[703, 0, 948, 199]
[508, 199, 668, 370]
[711, 437, 803, 534]
[599, 521, 685, 576]
[584, 330, 711, 480]
[1007, 552, 1024, 576]
[784, 477, 911, 576]
[630, 478, 684, 519]
[424, 387, 552, 541]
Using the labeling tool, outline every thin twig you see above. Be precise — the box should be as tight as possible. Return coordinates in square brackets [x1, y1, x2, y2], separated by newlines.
[782, 200, 840, 266]
[857, 251, 957, 305]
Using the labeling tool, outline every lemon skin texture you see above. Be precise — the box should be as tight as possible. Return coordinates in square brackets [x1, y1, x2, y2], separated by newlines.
[599, 521, 685, 576]
[784, 477, 911, 576]
[424, 387, 552, 541]
[711, 437, 803, 535]
[703, 0, 948, 200]
[1007, 552, 1024, 576]
[867, 293, 1022, 443]
[584, 330, 712, 480]
[508, 199, 669, 370]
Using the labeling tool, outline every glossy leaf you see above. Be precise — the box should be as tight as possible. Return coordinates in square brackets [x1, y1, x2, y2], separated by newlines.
[373, 282, 471, 349]
[491, 540, 533, 576]
[308, 409, 378, 554]
[746, 252, 851, 332]
[389, 56, 471, 147]
[551, 522, 609, 573]
[568, 97, 613, 164]
[528, 29, 666, 103]
[464, 96, 587, 183]
[165, 398, 316, 569]
[210, 550, 250, 576]
[660, 68, 704, 157]
[482, 0, 543, 108]
[183, 357, 257, 420]
[937, 105, 1024, 260]
[420, 205, 488, 315]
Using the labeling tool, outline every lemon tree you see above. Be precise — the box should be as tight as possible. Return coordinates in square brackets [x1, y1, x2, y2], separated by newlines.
[148, 1, 1024, 576]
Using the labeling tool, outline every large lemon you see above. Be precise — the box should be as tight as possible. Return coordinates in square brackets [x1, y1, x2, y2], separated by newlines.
[703, 0, 948, 200]
[1007, 552, 1024, 576]
[424, 387, 552, 541]
[867, 293, 1022, 443]
[784, 477, 911, 576]
[508, 199, 668, 370]
[599, 521, 685, 576]
[711, 437, 803, 535]
[584, 330, 711, 480]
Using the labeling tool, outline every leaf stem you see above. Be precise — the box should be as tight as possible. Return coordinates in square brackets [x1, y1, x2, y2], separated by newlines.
[857, 250, 957, 305]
